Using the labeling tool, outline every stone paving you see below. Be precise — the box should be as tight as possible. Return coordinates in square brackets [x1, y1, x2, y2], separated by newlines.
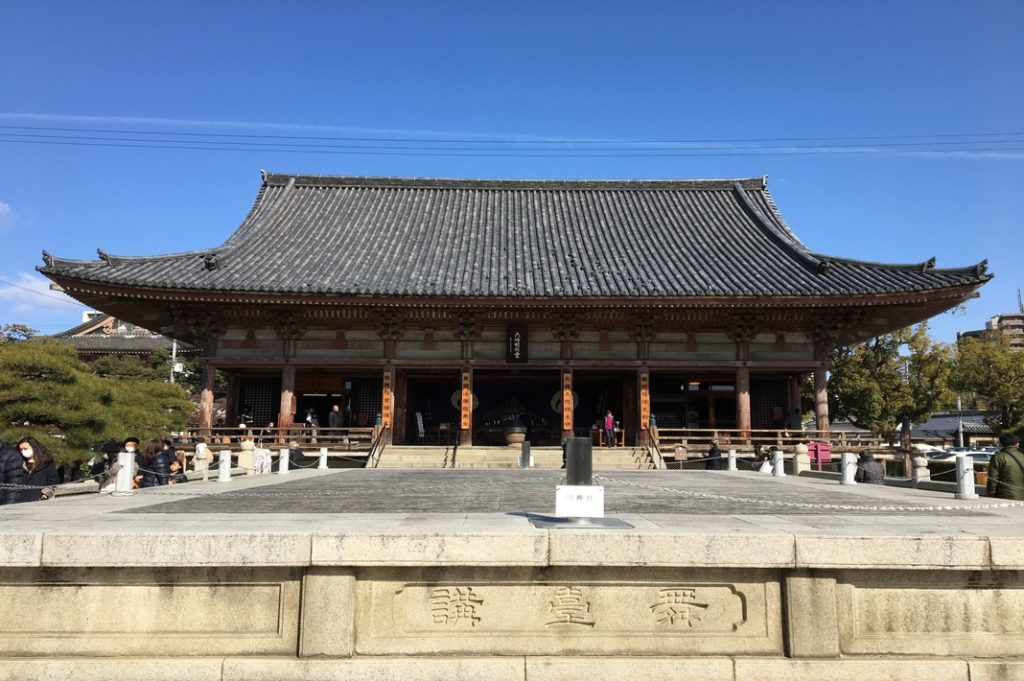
[123, 468, 1000, 516]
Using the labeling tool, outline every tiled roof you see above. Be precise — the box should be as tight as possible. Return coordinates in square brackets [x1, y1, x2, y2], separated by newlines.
[52, 315, 197, 355]
[39, 173, 991, 299]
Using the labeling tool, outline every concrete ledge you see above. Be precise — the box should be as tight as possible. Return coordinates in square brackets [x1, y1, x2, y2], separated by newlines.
[312, 530, 548, 566]
[733, 658, 970, 681]
[526, 656, 734, 680]
[0, 533, 41, 566]
[0, 659, 225, 681]
[548, 530, 795, 567]
[224, 657, 526, 681]
[40, 531, 313, 567]
[795, 534, 990, 569]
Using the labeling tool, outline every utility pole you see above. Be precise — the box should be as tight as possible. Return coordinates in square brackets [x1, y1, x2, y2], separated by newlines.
[957, 395, 964, 449]
[170, 339, 177, 384]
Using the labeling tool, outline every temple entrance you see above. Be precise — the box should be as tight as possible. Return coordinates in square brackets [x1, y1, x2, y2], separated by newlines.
[404, 371, 460, 445]
[649, 373, 737, 430]
[472, 370, 561, 446]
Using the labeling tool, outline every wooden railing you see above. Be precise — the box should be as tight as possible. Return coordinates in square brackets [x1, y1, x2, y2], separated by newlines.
[188, 426, 377, 450]
[652, 427, 890, 452]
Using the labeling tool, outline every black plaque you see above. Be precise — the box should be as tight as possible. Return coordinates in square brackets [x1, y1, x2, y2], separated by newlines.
[506, 325, 528, 363]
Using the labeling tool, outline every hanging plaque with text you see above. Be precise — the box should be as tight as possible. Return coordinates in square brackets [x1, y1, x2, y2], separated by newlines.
[506, 325, 528, 364]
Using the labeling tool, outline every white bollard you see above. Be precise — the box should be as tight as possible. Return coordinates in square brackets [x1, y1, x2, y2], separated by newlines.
[955, 453, 979, 500]
[319, 447, 329, 470]
[279, 447, 290, 475]
[217, 450, 232, 483]
[727, 449, 737, 471]
[841, 452, 857, 485]
[772, 450, 786, 477]
[114, 451, 135, 496]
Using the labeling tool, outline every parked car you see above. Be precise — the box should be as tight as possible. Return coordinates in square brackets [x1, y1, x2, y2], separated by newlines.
[928, 450, 993, 465]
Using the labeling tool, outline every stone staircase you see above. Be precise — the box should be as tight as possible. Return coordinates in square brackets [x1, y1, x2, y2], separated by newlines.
[373, 445, 657, 469]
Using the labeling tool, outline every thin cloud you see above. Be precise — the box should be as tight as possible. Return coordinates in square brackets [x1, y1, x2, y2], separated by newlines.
[0, 272, 84, 313]
[0, 201, 11, 230]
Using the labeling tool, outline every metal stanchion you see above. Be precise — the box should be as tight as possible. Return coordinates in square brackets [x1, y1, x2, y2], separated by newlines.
[217, 451, 232, 483]
[113, 451, 134, 496]
[727, 449, 737, 471]
[955, 453, 979, 500]
[278, 447, 291, 475]
[319, 447, 329, 470]
[841, 452, 857, 485]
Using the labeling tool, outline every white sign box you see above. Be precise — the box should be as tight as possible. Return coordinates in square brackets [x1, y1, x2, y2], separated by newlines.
[555, 485, 605, 518]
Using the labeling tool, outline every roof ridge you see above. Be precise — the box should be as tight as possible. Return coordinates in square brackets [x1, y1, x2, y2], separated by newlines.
[260, 172, 767, 192]
[731, 183, 828, 274]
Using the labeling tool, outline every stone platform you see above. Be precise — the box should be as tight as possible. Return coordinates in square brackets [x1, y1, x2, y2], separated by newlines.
[2, 468, 1023, 680]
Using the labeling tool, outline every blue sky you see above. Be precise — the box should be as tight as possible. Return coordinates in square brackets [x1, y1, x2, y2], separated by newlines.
[1, 0, 1021, 343]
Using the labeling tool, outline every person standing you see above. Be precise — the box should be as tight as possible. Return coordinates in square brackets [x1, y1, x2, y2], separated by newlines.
[854, 450, 885, 484]
[328, 404, 341, 430]
[15, 437, 59, 503]
[705, 440, 723, 470]
[0, 441, 28, 505]
[604, 410, 615, 447]
[136, 438, 173, 488]
[986, 433, 1024, 501]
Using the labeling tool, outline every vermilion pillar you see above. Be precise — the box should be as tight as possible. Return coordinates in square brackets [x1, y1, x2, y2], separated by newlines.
[814, 366, 830, 434]
[199, 364, 216, 438]
[278, 364, 296, 432]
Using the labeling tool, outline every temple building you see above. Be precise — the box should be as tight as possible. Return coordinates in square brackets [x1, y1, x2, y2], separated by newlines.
[54, 311, 196, 361]
[39, 173, 991, 446]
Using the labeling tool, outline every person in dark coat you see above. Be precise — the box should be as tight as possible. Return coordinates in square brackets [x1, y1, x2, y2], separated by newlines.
[705, 440, 724, 470]
[854, 449, 885, 484]
[986, 433, 1024, 501]
[287, 441, 304, 469]
[136, 438, 174, 488]
[14, 437, 59, 503]
[328, 404, 341, 430]
[0, 441, 28, 505]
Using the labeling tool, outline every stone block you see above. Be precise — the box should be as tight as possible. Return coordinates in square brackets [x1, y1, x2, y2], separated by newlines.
[311, 531, 547, 566]
[0, 658, 224, 681]
[988, 537, 1024, 569]
[835, 570, 1024, 657]
[300, 568, 355, 657]
[784, 570, 839, 658]
[41, 531, 312, 566]
[970, 661, 1024, 681]
[549, 530, 794, 568]
[223, 657, 525, 681]
[355, 566, 782, 656]
[795, 535, 988, 569]
[0, 567, 300, 656]
[0, 532, 41, 566]
[734, 658, 969, 681]
[526, 656, 733, 680]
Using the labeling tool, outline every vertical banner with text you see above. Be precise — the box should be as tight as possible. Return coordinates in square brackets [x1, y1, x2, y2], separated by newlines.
[639, 369, 650, 431]
[562, 370, 574, 432]
[381, 367, 394, 429]
[460, 368, 473, 432]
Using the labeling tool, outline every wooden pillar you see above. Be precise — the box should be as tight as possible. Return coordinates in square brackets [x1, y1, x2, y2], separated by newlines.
[226, 371, 240, 427]
[638, 368, 651, 446]
[199, 363, 216, 439]
[459, 367, 473, 446]
[814, 366, 830, 435]
[393, 369, 407, 444]
[561, 369, 574, 441]
[736, 365, 751, 441]
[788, 375, 802, 417]
[278, 364, 296, 433]
[381, 366, 395, 444]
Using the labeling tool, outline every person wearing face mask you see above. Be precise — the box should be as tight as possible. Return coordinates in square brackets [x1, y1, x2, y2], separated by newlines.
[0, 441, 28, 505]
[15, 437, 59, 503]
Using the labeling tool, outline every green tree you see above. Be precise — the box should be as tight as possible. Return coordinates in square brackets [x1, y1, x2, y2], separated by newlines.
[951, 331, 1024, 434]
[0, 323, 36, 344]
[0, 339, 193, 461]
[828, 325, 953, 436]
